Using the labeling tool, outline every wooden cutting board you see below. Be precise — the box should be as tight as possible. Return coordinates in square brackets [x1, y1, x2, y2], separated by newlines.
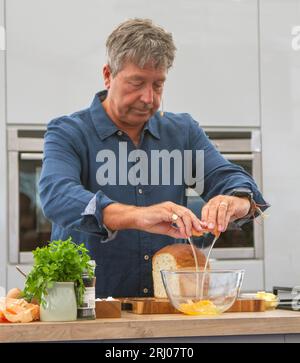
[121, 298, 179, 314]
[121, 297, 265, 314]
[227, 298, 265, 312]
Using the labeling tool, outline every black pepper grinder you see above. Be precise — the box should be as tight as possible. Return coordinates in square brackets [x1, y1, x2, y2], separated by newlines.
[77, 260, 96, 320]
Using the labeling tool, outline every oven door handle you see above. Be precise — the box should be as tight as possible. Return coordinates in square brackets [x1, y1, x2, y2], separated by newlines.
[20, 153, 44, 160]
[222, 153, 254, 161]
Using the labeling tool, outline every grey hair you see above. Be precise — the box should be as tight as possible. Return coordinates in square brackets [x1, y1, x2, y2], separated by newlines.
[106, 18, 177, 76]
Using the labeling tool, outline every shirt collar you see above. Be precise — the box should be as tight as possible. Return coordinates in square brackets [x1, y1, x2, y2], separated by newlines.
[144, 115, 161, 140]
[90, 91, 118, 141]
[90, 90, 161, 141]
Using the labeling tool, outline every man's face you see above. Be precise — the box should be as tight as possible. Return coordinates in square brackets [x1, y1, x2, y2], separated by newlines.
[103, 62, 166, 126]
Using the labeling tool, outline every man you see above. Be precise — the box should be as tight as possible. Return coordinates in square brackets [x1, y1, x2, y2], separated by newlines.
[39, 18, 268, 298]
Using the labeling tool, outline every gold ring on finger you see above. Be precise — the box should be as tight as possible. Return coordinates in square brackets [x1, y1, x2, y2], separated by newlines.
[171, 213, 179, 222]
[219, 202, 228, 208]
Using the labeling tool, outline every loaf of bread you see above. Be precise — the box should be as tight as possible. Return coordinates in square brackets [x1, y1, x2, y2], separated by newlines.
[152, 243, 208, 298]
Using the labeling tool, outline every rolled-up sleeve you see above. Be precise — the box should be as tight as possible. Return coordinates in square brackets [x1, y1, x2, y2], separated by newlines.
[39, 117, 116, 240]
[188, 116, 269, 211]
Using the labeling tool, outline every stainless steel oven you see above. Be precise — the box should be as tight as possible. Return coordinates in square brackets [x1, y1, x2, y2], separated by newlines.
[187, 129, 263, 260]
[8, 127, 263, 264]
[8, 127, 51, 264]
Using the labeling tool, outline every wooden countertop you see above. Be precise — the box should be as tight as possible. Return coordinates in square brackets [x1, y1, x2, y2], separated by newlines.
[1, 310, 300, 342]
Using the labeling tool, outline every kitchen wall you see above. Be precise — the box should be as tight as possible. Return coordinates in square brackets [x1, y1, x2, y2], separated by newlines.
[2, 0, 300, 291]
[260, 0, 300, 290]
[0, 0, 7, 294]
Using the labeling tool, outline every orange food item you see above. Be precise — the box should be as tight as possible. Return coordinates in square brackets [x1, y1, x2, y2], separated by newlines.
[179, 299, 219, 315]
[0, 310, 8, 323]
[0, 297, 40, 323]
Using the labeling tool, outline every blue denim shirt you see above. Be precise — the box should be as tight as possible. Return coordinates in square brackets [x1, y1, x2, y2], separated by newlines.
[39, 91, 268, 298]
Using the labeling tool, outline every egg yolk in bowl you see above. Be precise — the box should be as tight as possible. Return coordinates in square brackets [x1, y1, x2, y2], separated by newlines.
[178, 299, 220, 315]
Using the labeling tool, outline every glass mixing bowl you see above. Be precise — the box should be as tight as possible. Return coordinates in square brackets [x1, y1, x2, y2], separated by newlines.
[161, 269, 245, 315]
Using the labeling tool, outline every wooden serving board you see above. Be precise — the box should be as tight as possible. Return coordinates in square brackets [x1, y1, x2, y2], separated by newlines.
[120, 297, 265, 314]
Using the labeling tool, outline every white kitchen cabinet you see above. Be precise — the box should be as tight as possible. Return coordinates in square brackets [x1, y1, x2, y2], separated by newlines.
[164, 0, 260, 127]
[260, 0, 300, 290]
[6, 0, 259, 126]
[7, 264, 32, 292]
[211, 259, 264, 292]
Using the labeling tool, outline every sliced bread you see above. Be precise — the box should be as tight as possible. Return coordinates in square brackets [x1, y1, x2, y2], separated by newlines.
[152, 243, 208, 298]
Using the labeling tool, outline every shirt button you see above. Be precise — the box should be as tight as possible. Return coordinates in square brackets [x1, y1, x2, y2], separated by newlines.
[117, 130, 123, 136]
[144, 254, 149, 261]
[138, 188, 143, 194]
[143, 288, 149, 294]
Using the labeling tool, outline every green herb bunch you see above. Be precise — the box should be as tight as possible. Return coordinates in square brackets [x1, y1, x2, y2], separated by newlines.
[23, 237, 94, 307]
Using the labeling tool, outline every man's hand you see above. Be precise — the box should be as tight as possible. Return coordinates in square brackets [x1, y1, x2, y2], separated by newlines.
[103, 201, 205, 239]
[201, 195, 251, 233]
